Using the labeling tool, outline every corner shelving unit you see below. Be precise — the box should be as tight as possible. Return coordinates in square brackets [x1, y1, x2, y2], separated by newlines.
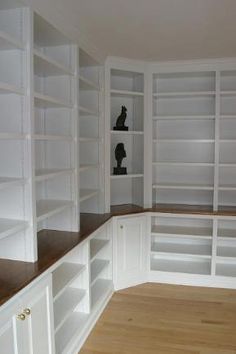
[33, 13, 79, 233]
[78, 48, 104, 214]
[152, 71, 216, 207]
[0, 1, 36, 261]
[105, 63, 145, 210]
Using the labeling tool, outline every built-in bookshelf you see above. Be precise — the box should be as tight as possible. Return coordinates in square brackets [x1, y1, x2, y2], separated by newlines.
[33, 13, 79, 233]
[78, 48, 104, 214]
[105, 61, 145, 211]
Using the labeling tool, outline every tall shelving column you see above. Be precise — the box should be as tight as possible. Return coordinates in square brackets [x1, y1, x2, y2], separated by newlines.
[152, 70, 216, 207]
[33, 13, 79, 233]
[78, 49, 104, 214]
[0, 1, 36, 261]
[105, 59, 146, 211]
[218, 68, 236, 210]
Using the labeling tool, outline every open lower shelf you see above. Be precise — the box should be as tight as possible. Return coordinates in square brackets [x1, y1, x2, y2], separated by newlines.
[151, 241, 212, 258]
[153, 115, 215, 121]
[151, 257, 211, 275]
[110, 89, 144, 97]
[54, 287, 86, 333]
[36, 199, 73, 223]
[90, 239, 110, 260]
[55, 311, 89, 354]
[152, 225, 212, 239]
[34, 92, 72, 108]
[153, 162, 214, 167]
[52, 262, 85, 300]
[79, 164, 99, 172]
[0, 133, 27, 140]
[0, 30, 24, 50]
[0, 177, 25, 189]
[34, 134, 73, 141]
[218, 185, 236, 191]
[35, 168, 74, 182]
[90, 259, 110, 286]
[110, 130, 144, 136]
[80, 189, 99, 203]
[153, 183, 214, 191]
[154, 139, 214, 143]
[218, 228, 236, 238]
[91, 279, 113, 310]
[0, 219, 27, 241]
[154, 91, 215, 98]
[217, 246, 236, 258]
[34, 49, 73, 77]
[216, 262, 236, 277]
[79, 137, 100, 143]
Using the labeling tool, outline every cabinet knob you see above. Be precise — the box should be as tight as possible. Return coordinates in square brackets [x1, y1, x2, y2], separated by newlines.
[17, 313, 26, 321]
[120, 225, 123, 229]
[23, 308, 31, 316]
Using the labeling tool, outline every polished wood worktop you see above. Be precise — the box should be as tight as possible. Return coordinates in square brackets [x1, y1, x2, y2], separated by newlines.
[1, 203, 236, 307]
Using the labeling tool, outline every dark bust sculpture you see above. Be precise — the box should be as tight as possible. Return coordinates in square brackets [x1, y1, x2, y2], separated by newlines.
[113, 143, 127, 175]
[113, 106, 128, 131]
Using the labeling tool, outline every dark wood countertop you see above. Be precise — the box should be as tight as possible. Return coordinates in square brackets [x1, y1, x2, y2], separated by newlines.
[1, 203, 236, 307]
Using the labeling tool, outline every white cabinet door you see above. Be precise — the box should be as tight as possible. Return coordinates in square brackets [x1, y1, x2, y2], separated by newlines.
[22, 275, 55, 354]
[114, 215, 148, 290]
[0, 300, 25, 354]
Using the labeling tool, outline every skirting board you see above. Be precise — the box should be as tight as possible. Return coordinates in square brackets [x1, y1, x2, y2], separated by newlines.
[149, 271, 236, 289]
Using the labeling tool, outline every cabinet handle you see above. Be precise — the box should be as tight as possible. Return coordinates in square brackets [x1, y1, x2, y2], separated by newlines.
[23, 308, 31, 316]
[17, 313, 26, 321]
[120, 225, 123, 229]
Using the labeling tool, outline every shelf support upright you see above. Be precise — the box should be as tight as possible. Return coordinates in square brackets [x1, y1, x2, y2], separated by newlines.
[213, 70, 220, 211]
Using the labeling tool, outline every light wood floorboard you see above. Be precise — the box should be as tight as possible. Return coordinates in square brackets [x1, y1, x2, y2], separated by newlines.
[80, 283, 236, 354]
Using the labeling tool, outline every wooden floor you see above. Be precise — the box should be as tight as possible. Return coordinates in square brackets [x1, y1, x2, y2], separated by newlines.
[80, 283, 236, 354]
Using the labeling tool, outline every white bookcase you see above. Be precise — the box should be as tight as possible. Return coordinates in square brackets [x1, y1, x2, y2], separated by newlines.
[0, 1, 36, 261]
[105, 59, 146, 211]
[33, 13, 79, 233]
[78, 48, 104, 214]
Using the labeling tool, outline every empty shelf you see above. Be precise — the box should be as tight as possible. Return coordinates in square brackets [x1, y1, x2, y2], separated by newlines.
[90, 239, 110, 260]
[36, 199, 73, 222]
[79, 105, 98, 117]
[153, 183, 214, 191]
[151, 257, 211, 275]
[34, 92, 73, 108]
[91, 279, 113, 310]
[0, 219, 27, 241]
[111, 174, 143, 179]
[110, 89, 144, 97]
[0, 82, 24, 95]
[54, 287, 86, 332]
[0, 177, 25, 189]
[151, 241, 212, 258]
[34, 49, 73, 76]
[52, 262, 85, 300]
[91, 259, 110, 286]
[152, 225, 212, 239]
[79, 75, 99, 90]
[35, 168, 74, 182]
[80, 189, 98, 202]
[0, 30, 24, 50]
[216, 263, 236, 277]
[217, 246, 236, 258]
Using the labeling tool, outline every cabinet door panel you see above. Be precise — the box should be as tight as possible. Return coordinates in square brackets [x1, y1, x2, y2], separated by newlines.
[115, 215, 148, 289]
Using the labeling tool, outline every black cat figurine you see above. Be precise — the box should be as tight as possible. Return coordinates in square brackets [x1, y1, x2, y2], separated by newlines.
[113, 143, 127, 175]
[113, 106, 128, 131]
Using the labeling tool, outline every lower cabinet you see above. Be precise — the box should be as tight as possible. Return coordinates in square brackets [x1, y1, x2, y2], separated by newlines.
[0, 274, 55, 354]
[114, 215, 148, 290]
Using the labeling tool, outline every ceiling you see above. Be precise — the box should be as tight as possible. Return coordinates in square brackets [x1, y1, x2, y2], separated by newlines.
[34, 0, 236, 61]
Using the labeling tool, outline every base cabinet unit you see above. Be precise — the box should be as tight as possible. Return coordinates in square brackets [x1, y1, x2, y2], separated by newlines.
[0, 274, 55, 354]
[113, 215, 148, 290]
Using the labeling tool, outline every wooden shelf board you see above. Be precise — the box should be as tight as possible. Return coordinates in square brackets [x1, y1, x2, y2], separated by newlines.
[0, 30, 24, 50]
[52, 262, 85, 300]
[90, 239, 110, 261]
[80, 189, 99, 203]
[34, 92, 73, 108]
[79, 164, 99, 172]
[0, 219, 27, 241]
[55, 311, 89, 354]
[0, 176, 25, 189]
[110, 89, 144, 97]
[79, 75, 99, 90]
[111, 174, 143, 179]
[36, 199, 73, 223]
[34, 134, 73, 141]
[153, 183, 214, 191]
[79, 105, 99, 117]
[151, 241, 212, 258]
[154, 91, 215, 98]
[153, 115, 215, 121]
[35, 168, 74, 182]
[91, 279, 113, 310]
[54, 287, 86, 333]
[34, 49, 73, 76]
[91, 259, 110, 286]
[110, 130, 144, 135]
[151, 257, 211, 275]
[0, 82, 24, 95]
[152, 225, 212, 239]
